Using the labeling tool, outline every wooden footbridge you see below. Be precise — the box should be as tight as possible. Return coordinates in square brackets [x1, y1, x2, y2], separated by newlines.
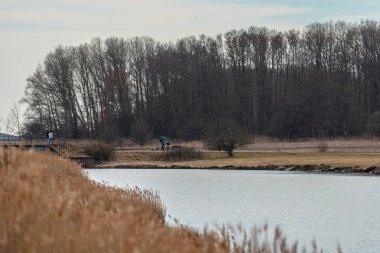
[0, 135, 60, 152]
[0, 135, 95, 167]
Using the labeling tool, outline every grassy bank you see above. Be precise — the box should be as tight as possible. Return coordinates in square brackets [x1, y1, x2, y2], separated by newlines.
[50, 137, 380, 172]
[0, 148, 309, 253]
[99, 151, 380, 172]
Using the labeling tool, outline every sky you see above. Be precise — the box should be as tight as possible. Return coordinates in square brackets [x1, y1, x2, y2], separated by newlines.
[1, 0, 380, 132]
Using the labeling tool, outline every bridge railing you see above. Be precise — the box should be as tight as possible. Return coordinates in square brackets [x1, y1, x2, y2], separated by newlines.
[0, 135, 69, 146]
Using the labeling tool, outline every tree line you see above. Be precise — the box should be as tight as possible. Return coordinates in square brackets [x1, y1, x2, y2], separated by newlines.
[22, 20, 380, 140]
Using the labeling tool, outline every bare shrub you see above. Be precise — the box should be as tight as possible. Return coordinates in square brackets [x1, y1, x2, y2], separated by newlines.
[207, 119, 250, 157]
[83, 143, 114, 162]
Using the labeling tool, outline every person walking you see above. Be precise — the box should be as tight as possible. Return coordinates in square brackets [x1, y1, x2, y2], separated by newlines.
[48, 131, 54, 145]
[160, 135, 166, 150]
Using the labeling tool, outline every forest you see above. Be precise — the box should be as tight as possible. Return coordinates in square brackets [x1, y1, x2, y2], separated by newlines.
[22, 20, 380, 140]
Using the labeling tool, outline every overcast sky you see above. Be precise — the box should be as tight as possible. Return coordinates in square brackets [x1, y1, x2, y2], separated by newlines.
[1, 0, 380, 130]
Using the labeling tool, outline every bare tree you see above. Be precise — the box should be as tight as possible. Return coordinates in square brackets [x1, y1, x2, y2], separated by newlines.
[6, 103, 22, 136]
[206, 119, 250, 157]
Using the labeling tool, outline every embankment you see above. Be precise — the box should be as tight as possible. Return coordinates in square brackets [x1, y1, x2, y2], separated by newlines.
[0, 149, 302, 253]
[97, 151, 380, 175]
[97, 163, 380, 175]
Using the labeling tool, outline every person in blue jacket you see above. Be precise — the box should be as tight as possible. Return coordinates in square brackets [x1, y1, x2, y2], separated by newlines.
[160, 136, 166, 150]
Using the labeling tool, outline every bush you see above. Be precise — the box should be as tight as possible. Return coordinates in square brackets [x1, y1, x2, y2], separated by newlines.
[157, 147, 204, 161]
[83, 143, 114, 162]
[206, 119, 250, 157]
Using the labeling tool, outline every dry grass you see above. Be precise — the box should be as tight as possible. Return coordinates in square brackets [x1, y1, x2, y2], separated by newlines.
[156, 147, 204, 161]
[53, 144, 87, 157]
[64, 138, 205, 151]
[0, 148, 316, 253]
[101, 150, 380, 170]
[84, 136, 380, 152]
[62, 137, 380, 171]
[244, 136, 380, 152]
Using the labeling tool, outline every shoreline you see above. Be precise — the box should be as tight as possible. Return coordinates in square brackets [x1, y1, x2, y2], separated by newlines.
[86, 150, 380, 176]
[94, 163, 380, 176]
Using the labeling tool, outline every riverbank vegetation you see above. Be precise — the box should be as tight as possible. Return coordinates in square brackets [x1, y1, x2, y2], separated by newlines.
[1, 148, 317, 253]
[49, 137, 380, 172]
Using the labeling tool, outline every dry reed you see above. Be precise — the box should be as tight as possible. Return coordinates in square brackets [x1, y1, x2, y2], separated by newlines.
[0, 148, 326, 253]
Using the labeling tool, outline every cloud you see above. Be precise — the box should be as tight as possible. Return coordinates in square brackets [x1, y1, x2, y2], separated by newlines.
[0, 0, 312, 37]
[328, 12, 380, 23]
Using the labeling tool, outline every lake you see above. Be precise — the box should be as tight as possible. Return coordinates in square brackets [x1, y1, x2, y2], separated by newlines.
[85, 169, 380, 253]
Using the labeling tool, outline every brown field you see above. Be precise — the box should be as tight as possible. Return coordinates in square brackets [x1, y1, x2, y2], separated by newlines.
[1, 148, 317, 253]
[71, 136, 380, 170]
[52, 136, 380, 152]
[100, 150, 380, 170]
[138, 136, 380, 152]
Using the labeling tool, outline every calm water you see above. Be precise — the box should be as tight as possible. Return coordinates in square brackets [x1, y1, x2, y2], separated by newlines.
[86, 169, 380, 253]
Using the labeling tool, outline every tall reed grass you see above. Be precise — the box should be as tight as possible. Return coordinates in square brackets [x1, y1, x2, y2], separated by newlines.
[0, 148, 328, 253]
